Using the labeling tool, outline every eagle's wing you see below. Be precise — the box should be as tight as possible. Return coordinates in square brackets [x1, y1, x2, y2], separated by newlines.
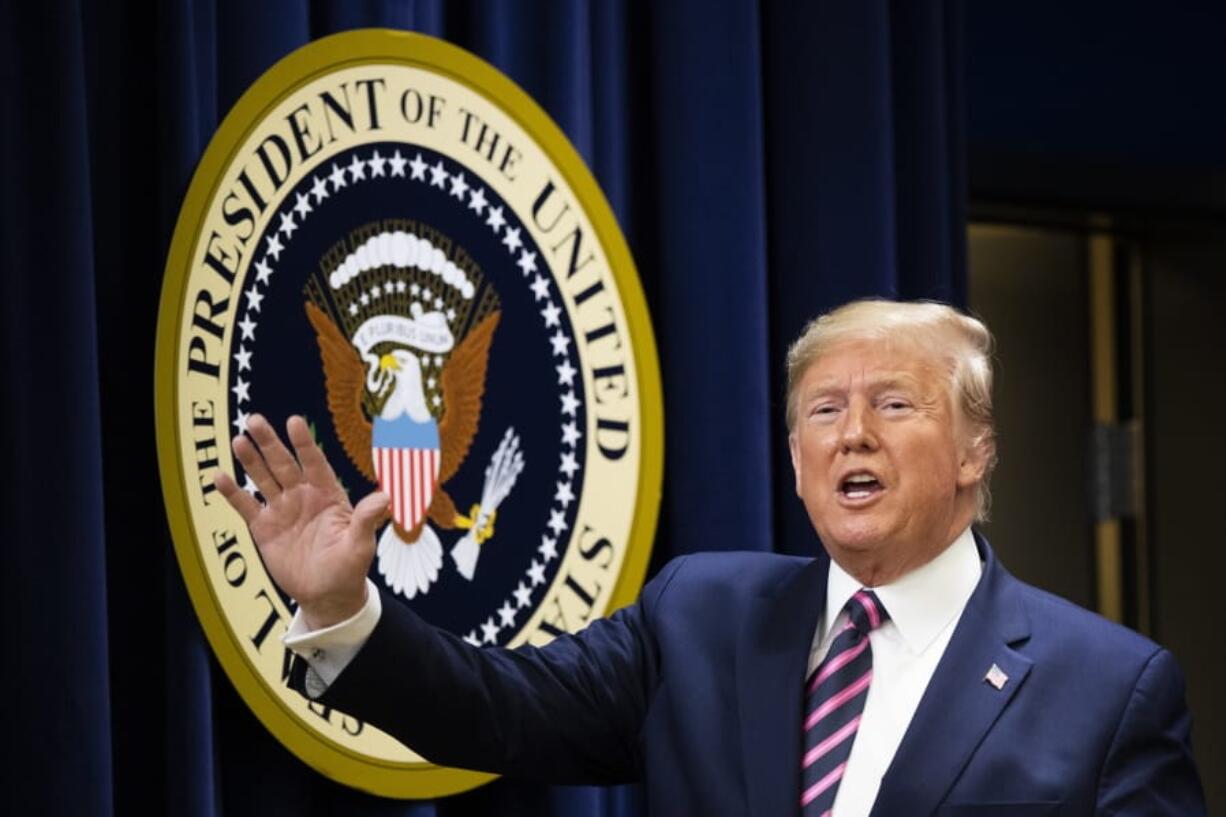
[438, 311, 500, 483]
[304, 302, 375, 483]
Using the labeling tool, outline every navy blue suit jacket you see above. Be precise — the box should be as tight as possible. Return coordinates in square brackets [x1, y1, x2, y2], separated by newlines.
[296, 537, 1205, 815]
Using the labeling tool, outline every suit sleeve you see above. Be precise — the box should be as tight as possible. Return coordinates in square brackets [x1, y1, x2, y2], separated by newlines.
[288, 557, 688, 785]
[1095, 647, 1207, 815]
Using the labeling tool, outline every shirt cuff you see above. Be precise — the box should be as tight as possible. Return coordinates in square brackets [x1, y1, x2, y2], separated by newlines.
[283, 578, 382, 695]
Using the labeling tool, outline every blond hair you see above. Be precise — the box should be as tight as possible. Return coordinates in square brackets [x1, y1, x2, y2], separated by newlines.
[785, 299, 998, 521]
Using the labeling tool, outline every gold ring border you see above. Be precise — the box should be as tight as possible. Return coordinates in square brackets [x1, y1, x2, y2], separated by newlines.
[154, 28, 664, 799]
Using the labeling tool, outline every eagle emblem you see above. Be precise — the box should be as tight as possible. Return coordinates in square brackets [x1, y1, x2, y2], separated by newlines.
[304, 226, 524, 598]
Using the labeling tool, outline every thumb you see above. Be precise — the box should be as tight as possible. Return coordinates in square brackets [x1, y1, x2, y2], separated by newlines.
[352, 491, 391, 545]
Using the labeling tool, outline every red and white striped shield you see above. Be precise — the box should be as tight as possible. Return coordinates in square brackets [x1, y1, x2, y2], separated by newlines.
[372, 446, 440, 531]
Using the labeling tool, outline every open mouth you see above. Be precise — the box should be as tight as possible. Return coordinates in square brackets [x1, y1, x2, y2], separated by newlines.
[839, 473, 884, 501]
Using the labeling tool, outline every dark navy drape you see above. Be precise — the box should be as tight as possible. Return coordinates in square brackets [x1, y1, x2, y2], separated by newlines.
[3, 1, 965, 813]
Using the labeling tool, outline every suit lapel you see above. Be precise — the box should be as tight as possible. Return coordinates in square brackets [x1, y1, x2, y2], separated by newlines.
[737, 556, 829, 817]
[870, 536, 1033, 817]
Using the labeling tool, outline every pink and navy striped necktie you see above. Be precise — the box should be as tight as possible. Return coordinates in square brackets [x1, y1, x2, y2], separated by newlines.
[800, 589, 889, 816]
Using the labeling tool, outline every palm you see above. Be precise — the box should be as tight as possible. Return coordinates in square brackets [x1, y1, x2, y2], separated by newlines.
[215, 414, 388, 628]
[251, 479, 351, 601]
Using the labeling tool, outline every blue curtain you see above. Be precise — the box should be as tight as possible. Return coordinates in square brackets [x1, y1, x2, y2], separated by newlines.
[2, 0, 965, 813]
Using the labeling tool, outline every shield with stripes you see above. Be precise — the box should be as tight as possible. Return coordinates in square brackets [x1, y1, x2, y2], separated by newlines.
[372, 416, 441, 532]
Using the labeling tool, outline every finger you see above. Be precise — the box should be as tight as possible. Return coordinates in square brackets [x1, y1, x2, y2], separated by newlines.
[351, 491, 391, 561]
[286, 415, 338, 490]
[232, 433, 282, 499]
[214, 470, 262, 524]
[247, 414, 303, 490]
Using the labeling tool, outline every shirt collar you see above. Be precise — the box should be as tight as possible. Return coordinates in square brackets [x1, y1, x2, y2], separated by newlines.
[824, 526, 982, 655]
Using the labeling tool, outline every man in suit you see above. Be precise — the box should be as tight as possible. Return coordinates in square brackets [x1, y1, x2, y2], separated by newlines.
[217, 299, 1205, 815]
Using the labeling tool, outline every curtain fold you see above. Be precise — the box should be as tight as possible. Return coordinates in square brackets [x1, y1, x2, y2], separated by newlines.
[5, 1, 966, 813]
[647, 0, 776, 560]
[2, 1, 113, 814]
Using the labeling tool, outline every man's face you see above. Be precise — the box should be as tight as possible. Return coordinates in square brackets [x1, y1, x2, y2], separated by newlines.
[788, 338, 985, 576]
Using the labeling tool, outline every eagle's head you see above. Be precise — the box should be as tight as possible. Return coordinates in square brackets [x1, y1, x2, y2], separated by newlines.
[373, 347, 430, 422]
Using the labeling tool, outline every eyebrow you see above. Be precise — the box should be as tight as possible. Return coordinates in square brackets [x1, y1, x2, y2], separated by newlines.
[802, 374, 924, 402]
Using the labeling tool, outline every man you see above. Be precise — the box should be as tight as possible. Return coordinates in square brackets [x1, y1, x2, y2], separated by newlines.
[216, 299, 1205, 815]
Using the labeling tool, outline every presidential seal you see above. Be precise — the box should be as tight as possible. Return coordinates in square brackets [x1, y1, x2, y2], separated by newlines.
[155, 30, 662, 798]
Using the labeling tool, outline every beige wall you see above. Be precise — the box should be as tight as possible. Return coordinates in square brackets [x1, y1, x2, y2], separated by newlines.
[968, 224, 1093, 607]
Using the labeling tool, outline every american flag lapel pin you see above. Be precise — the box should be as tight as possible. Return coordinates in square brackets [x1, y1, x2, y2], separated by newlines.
[985, 663, 1008, 690]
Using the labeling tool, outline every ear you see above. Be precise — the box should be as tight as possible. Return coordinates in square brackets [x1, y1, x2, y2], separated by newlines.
[788, 432, 803, 497]
[956, 432, 991, 489]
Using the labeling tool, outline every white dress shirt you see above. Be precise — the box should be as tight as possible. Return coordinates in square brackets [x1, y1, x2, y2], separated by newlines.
[285, 527, 982, 815]
[810, 526, 981, 817]
[283, 579, 382, 699]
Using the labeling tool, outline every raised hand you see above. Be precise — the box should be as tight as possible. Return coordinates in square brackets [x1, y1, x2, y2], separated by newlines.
[213, 414, 390, 630]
